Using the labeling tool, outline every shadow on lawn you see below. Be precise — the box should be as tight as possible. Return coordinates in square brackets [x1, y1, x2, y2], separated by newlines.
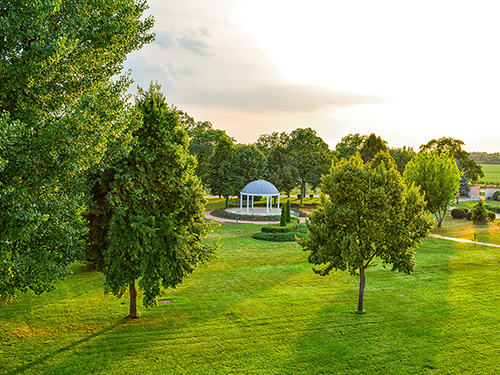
[6, 319, 129, 375]
[286, 238, 457, 374]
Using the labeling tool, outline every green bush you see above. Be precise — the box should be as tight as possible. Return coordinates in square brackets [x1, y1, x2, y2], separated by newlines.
[487, 211, 496, 222]
[466, 211, 472, 220]
[493, 191, 500, 201]
[471, 201, 489, 225]
[261, 218, 300, 233]
[253, 223, 308, 242]
[211, 208, 280, 222]
[451, 208, 467, 219]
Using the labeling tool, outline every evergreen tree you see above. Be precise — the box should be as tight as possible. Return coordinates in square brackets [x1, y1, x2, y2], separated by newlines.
[85, 83, 218, 318]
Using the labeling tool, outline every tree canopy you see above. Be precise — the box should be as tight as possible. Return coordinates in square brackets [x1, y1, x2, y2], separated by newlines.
[85, 83, 218, 318]
[288, 127, 332, 205]
[0, 0, 153, 300]
[403, 151, 461, 227]
[299, 152, 433, 312]
[420, 137, 483, 181]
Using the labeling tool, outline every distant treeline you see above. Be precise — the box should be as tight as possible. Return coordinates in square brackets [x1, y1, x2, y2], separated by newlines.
[470, 152, 500, 165]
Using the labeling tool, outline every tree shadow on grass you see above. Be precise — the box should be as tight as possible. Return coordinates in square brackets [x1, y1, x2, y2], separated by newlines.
[285, 238, 456, 374]
[6, 318, 129, 375]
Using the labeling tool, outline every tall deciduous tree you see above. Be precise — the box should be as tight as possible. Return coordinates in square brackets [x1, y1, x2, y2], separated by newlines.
[0, 0, 153, 300]
[299, 153, 433, 312]
[335, 133, 367, 160]
[403, 151, 461, 227]
[359, 133, 388, 163]
[85, 83, 218, 318]
[420, 137, 483, 183]
[288, 127, 332, 205]
[206, 133, 237, 206]
[232, 144, 267, 189]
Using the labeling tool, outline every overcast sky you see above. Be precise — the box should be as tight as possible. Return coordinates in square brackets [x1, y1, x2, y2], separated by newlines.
[124, 0, 500, 152]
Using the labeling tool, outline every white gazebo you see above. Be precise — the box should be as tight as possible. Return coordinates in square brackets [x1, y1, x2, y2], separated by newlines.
[239, 179, 280, 214]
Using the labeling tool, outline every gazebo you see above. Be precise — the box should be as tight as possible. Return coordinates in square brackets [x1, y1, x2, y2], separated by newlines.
[240, 179, 280, 214]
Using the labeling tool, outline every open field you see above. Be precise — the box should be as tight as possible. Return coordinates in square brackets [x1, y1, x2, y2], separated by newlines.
[2, 220, 500, 374]
[477, 164, 500, 185]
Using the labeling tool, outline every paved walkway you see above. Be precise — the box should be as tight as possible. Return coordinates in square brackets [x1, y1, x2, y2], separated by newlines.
[205, 210, 306, 224]
[429, 234, 500, 248]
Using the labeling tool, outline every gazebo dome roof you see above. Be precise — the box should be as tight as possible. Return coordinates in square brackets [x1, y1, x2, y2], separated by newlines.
[241, 179, 279, 195]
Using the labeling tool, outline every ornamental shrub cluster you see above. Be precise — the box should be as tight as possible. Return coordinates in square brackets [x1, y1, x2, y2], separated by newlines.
[494, 191, 500, 201]
[252, 224, 308, 242]
[451, 208, 467, 219]
[261, 218, 300, 233]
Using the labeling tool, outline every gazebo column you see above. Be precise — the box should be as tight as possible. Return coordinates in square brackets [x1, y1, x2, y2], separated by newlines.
[246, 194, 250, 212]
[240, 193, 243, 212]
[277, 195, 280, 213]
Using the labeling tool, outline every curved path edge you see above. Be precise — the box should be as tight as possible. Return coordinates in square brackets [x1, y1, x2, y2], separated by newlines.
[429, 233, 500, 248]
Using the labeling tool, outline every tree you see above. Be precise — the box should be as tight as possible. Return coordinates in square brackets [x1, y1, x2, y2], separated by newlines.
[232, 144, 267, 189]
[420, 137, 483, 183]
[403, 151, 461, 227]
[288, 128, 332, 205]
[389, 146, 415, 175]
[255, 132, 298, 195]
[206, 134, 237, 206]
[0, 0, 153, 300]
[471, 201, 489, 225]
[335, 133, 367, 159]
[85, 83, 218, 318]
[299, 153, 433, 312]
[359, 133, 388, 163]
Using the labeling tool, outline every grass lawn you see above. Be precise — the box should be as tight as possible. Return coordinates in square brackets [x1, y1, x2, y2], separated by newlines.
[2, 222, 500, 374]
[478, 164, 500, 185]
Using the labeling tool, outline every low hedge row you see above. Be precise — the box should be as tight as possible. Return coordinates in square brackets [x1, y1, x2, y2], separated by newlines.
[210, 208, 280, 222]
[252, 224, 308, 242]
[261, 217, 300, 233]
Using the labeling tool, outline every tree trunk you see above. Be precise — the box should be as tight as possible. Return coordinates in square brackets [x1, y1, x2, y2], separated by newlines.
[358, 266, 366, 312]
[225, 196, 229, 207]
[300, 180, 306, 205]
[129, 281, 137, 318]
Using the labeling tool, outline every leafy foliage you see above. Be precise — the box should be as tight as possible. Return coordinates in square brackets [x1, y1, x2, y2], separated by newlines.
[261, 218, 300, 233]
[471, 201, 489, 225]
[288, 127, 332, 205]
[252, 223, 308, 242]
[335, 133, 367, 159]
[359, 133, 388, 163]
[85, 83, 218, 317]
[451, 208, 467, 219]
[0, 0, 153, 300]
[404, 151, 461, 227]
[300, 153, 433, 311]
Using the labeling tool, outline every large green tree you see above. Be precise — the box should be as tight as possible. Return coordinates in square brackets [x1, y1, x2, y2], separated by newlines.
[335, 133, 367, 160]
[255, 132, 297, 194]
[288, 127, 332, 205]
[403, 151, 461, 227]
[420, 137, 483, 182]
[299, 153, 433, 312]
[232, 144, 267, 189]
[206, 133, 237, 206]
[0, 0, 153, 299]
[359, 133, 389, 163]
[85, 84, 218, 318]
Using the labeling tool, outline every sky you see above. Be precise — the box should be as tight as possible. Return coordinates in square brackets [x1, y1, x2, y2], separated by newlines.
[124, 0, 500, 152]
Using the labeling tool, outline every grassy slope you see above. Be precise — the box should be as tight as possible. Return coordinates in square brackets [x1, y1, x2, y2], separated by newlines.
[2, 222, 500, 374]
[478, 164, 500, 185]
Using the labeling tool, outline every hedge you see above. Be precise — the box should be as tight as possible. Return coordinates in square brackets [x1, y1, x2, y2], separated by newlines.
[252, 224, 308, 242]
[451, 208, 467, 219]
[261, 218, 300, 233]
[210, 208, 280, 222]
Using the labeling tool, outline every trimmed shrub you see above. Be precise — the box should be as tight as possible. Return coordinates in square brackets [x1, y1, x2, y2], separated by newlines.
[471, 201, 489, 225]
[285, 200, 291, 223]
[280, 204, 286, 227]
[261, 218, 300, 233]
[252, 224, 308, 242]
[451, 208, 466, 219]
[487, 211, 496, 222]
[211, 208, 279, 222]
[466, 211, 472, 220]
[494, 191, 500, 201]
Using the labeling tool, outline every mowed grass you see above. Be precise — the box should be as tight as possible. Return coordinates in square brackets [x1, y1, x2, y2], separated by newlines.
[478, 164, 500, 185]
[2, 223, 500, 374]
